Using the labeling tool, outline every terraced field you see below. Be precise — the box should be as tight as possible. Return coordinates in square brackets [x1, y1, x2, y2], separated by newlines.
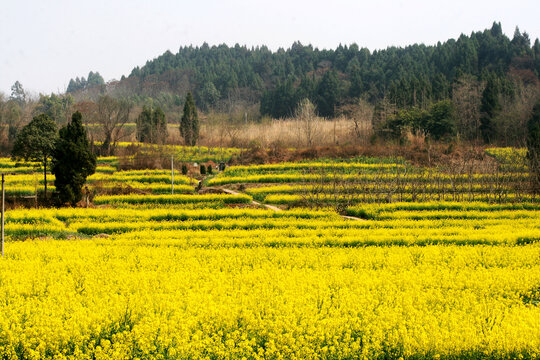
[207, 152, 536, 205]
[0, 156, 196, 197]
[0, 148, 539, 359]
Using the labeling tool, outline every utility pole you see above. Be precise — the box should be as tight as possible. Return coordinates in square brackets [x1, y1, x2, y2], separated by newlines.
[1, 174, 4, 257]
[171, 155, 174, 195]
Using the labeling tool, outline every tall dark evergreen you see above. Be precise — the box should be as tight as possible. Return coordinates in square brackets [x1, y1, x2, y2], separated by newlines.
[52, 111, 97, 205]
[479, 76, 499, 143]
[382, 100, 456, 140]
[347, 61, 363, 98]
[527, 101, 540, 193]
[136, 105, 167, 144]
[316, 70, 340, 117]
[260, 79, 298, 118]
[426, 100, 455, 140]
[180, 92, 199, 146]
[534, 38, 540, 75]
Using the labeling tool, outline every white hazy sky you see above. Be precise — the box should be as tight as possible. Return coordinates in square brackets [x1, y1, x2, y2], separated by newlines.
[1, 0, 539, 96]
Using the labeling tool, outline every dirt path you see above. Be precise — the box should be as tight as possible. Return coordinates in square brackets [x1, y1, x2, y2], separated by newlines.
[221, 188, 364, 220]
[341, 215, 365, 221]
[221, 188, 283, 211]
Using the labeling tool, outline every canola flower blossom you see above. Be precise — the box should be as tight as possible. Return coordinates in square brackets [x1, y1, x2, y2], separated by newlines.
[0, 242, 539, 359]
[0, 150, 539, 359]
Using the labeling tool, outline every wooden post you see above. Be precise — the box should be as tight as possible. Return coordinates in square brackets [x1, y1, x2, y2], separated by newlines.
[171, 155, 174, 195]
[333, 118, 336, 145]
[35, 173, 38, 208]
[1, 174, 4, 257]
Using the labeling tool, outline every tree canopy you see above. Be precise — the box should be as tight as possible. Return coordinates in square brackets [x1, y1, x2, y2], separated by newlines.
[108, 22, 538, 118]
[527, 101, 540, 193]
[10, 81, 26, 106]
[67, 71, 105, 93]
[11, 114, 58, 196]
[136, 105, 167, 144]
[52, 111, 96, 205]
[180, 92, 199, 146]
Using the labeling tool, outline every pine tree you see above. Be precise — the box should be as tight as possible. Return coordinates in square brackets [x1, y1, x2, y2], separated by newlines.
[136, 105, 153, 142]
[52, 111, 97, 205]
[180, 92, 199, 146]
[426, 100, 455, 140]
[479, 76, 499, 143]
[316, 71, 340, 117]
[527, 101, 540, 193]
[136, 105, 167, 144]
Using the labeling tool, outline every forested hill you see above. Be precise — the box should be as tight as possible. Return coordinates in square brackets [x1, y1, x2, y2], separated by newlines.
[71, 22, 540, 118]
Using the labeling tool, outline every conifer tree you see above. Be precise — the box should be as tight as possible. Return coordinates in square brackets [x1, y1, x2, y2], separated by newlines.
[527, 101, 540, 193]
[316, 71, 340, 117]
[52, 111, 96, 205]
[136, 105, 167, 144]
[180, 92, 199, 146]
[479, 76, 499, 143]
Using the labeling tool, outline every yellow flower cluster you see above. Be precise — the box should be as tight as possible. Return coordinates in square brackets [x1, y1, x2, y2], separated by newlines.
[3, 203, 539, 246]
[486, 147, 528, 170]
[207, 171, 529, 186]
[222, 161, 404, 176]
[0, 159, 197, 196]
[0, 242, 538, 359]
[89, 170, 194, 185]
[0, 152, 538, 358]
[99, 142, 241, 162]
[264, 192, 539, 205]
[93, 193, 252, 206]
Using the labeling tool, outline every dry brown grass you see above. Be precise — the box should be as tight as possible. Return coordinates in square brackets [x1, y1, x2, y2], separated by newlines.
[196, 116, 373, 148]
[81, 114, 492, 169]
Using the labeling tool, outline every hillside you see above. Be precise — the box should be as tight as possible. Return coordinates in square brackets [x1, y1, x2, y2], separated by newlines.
[68, 22, 540, 119]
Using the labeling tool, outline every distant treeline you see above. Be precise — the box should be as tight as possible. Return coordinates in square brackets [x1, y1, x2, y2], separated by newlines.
[67, 71, 105, 93]
[78, 22, 540, 119]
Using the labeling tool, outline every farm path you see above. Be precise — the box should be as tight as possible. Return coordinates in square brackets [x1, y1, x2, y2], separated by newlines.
[220, 187, 365, 221]
[221, 188, 283, 211]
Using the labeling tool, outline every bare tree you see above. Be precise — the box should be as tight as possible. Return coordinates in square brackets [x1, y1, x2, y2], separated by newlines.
[494, 79, 540, 147]
[372, 96, 397, 138]
[96, 95, 133, 155]
[452, 75, 483, 141]
[339, 99, 374, 145]
[295, 98, 320, 147]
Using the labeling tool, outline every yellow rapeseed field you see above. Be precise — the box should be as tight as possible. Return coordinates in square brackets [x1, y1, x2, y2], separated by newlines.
[0, 152, 539, 359]
[0, 241, 539, 359]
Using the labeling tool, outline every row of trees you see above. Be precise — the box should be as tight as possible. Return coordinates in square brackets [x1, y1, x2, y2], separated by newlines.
[2, 73, 537, 151]
[0, 82, 201, 156]
[381, 100, 455, 140]
[66, 71, 105, 93]
[105, 23, 539, 117]
[11, 112, 96, 205]
[134, 93, 200, 146]
[57, 22, 539, 145]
